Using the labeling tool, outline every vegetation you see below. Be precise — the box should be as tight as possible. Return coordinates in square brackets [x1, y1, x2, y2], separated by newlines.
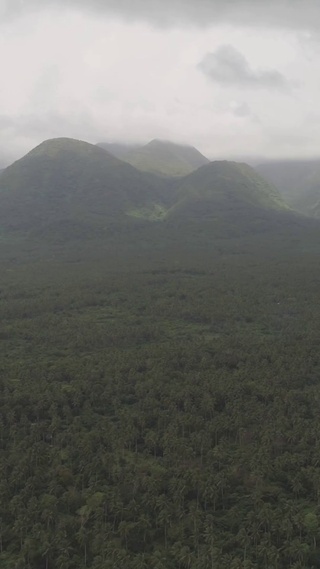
[0, 139, 288, 241]
[256, 159, 320, 217]
[1, 137, 320, 567]
[0, 138, 173, 236]
[1, 229, 320, 569]
[117, 139, 209, 177]
[170, 161, 287, 220]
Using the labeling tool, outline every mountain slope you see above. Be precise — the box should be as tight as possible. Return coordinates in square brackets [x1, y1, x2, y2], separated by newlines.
[166, 160, 291, 235]
[0, 141, 311, 248]
[0, 138, 171, 235]
[256, 159, 320, 217]
[171, 160, 287, 213]
[123, 139, 210, 177]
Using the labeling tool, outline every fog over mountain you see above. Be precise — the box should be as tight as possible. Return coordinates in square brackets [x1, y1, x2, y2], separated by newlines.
[98, 139, 210, 177]
[1, 0, 320, 166]
[256, 159, 320, 218]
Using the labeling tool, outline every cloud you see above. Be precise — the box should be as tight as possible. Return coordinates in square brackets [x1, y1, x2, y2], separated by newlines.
[0, 3, 318, 163]
[198, 45, 288, 89]
[0, 110, 102, 165]
[230, 102, 253, 118]
[2, 0, 320, 29]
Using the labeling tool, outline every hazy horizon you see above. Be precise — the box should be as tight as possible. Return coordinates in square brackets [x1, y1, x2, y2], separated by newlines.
[2, 135, 320, 171]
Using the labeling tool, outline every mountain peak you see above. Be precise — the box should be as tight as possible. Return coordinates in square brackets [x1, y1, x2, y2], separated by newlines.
[168, 159, 288, 222]
[147, 138, 189, 147]
[0, 137, 167, 234]
[123, 139, 209, 177]
[27, 137, 115, 160]
[0, 137, 293, 242]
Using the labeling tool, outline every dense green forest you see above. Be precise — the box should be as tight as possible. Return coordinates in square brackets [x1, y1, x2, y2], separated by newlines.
[1, 224, 320, 569]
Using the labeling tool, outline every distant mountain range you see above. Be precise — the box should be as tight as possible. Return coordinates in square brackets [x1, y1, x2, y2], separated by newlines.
[0, 137, 309, 242]
[97, 139, 210, 177]
[256, 159, 320, 218]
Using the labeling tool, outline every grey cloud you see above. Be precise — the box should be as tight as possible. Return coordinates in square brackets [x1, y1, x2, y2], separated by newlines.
[0, 116, 14, 130]
[231, 102, 252, 118]
[0, 111, 101, 160]
[232, 103, 260, 124]
[198, 46, 288, 89]
[0, 113, 67, 138]
[2, 0, 320, 29]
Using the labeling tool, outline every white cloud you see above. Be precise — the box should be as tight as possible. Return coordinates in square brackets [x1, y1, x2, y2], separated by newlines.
[0, 5, 320, 164]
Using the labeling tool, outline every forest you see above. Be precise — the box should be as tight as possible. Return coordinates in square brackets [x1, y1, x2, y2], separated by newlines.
[1, 224, 320, 569]
[2, 0, 320, 563]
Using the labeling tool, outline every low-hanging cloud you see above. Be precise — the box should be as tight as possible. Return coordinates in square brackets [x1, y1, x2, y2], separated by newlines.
[2, 0, 320, 29]
[198, 45, 288, 90]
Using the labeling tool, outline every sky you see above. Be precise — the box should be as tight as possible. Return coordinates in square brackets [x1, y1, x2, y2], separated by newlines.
[1, 0, 320, 166]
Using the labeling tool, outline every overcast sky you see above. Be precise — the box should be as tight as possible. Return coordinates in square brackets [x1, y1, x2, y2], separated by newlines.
[1, 0, 320, 166]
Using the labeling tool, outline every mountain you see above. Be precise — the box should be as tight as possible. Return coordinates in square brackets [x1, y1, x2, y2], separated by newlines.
[96, 142, 142, 160]
[256, 159, 320, 217]
[0, 137, 171, 236]
[164, 160, 294, 239]
[0, 139, 309, 247]
[170, 160, 287, 215]
[121, 139, 210, 177]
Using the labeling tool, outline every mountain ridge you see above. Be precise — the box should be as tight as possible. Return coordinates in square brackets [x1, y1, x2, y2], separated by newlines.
[98, 138, 210, 177]
[0, 137, 307, 243]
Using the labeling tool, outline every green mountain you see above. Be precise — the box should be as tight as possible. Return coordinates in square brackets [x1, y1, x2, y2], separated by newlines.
[0, 140, 309, 247]
[256, 159, 320, 217]
[169, 160, 288, 222]
[0, 137, 171, 236]
[122, 139, 210, 177]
